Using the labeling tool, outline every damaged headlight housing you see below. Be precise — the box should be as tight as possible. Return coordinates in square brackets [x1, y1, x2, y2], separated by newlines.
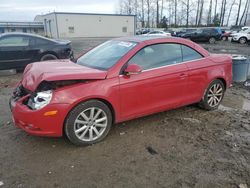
[28, 90, 53, 110]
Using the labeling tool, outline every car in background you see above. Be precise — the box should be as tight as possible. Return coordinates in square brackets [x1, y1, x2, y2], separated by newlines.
[175, 28, 197, 37]
[230, 25, 243, 33]
[181, 28, 221, 43]
[221, 29, 232, 41]
[0, 33, 73, 70]
[164, 29, 177, 36]
[10, 36, 232, 145]
[231, 27, 250, 44]
[143, 31, 171, 37]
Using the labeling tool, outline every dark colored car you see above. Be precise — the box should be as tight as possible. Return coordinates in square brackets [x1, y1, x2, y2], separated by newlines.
[0, 33, 73, 70]
[164, 29, 176, 36]
[181, 28, 221, 43]
[175, 28, 197, 37]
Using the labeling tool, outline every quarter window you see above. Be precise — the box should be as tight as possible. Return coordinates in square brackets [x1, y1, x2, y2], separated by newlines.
[128, 43, 182, 70]
[36, 38, 50, 45]
[181, 45, 203, 62]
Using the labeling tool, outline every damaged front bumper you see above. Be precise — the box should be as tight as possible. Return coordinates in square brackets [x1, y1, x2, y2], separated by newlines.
[9, 85, 69, 137]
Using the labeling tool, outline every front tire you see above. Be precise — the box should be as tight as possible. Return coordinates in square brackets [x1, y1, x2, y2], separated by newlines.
[239, 37, 247, 44]
[64, 100, 113, 146]
[199, 80, 225, 110]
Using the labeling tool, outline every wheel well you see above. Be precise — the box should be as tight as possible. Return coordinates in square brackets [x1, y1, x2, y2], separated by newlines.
[62, 98, 116, 136]
[239, 37, 247, 41]
[40, 51, 58, 59]
[94, 98, 116, 124]
[216, 78, 227, 89]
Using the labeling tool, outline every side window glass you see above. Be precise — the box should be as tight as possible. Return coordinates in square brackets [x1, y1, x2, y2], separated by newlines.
[181, 45, 203, 62]
[128, 43, 182, 70]
[0, 36, 29, 47]
[36, 38, 50, 45]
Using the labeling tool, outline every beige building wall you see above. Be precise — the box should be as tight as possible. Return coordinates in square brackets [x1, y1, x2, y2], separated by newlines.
[35, 13, 59, 38]
[35, 13, 135, 38]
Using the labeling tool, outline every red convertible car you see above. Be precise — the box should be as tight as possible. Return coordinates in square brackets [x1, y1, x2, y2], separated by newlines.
[10, 36, 232, 145]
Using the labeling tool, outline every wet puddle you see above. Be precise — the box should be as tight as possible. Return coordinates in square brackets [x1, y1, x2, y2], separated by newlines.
[221, 93, 250, 111]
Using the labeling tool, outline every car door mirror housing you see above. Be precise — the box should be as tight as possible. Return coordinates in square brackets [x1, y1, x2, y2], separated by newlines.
[124, 64, 142, 75]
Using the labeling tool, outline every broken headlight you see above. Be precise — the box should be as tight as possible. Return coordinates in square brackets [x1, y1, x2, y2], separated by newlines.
[27, 90, 53, 110]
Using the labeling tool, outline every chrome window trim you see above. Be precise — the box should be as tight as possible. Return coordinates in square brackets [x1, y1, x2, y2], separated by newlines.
[142, 57, 206, 72]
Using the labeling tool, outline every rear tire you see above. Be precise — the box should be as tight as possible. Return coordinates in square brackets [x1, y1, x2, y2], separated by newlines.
[222, 36, 227, 41]
[64, 100, 113, 146]
[199, 79, 225, 110]
[40, 54, 57, 61]
[209, 37, 216, 44]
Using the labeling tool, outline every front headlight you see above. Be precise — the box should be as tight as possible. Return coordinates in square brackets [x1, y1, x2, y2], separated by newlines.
[27, 90, 53, 110]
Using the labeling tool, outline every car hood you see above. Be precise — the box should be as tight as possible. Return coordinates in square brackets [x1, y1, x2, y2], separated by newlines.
[231, 32, 246, 36]
[21, 60, 107, 92]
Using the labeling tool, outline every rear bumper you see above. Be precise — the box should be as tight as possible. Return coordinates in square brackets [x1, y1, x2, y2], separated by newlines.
[10, 96, 69, 137]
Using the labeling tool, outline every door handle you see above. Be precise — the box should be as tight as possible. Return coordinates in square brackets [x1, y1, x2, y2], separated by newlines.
[179, 73, 187, 79]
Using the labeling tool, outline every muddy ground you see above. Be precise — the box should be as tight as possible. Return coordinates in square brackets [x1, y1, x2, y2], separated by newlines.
[0, 38, 250, 188]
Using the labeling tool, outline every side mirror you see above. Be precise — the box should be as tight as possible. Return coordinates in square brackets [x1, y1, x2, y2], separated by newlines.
[124, 64, 142, 75]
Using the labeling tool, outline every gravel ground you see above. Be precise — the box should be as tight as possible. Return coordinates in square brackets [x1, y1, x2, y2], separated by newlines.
[0, 38, 250, 188]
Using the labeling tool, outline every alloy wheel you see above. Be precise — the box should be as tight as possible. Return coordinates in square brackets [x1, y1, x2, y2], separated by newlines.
[207, 83, 223, 107]
[74, 107, 108, 142]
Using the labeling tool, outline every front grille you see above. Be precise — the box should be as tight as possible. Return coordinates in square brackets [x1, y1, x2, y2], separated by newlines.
[12, 85, 29, 101]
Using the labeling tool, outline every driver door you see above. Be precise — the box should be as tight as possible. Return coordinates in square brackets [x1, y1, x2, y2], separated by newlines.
[119, 43, 188, 120]
[0, 35, 31, 70]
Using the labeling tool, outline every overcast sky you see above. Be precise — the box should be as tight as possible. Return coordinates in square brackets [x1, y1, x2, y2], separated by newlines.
[0, 0, 119, 21]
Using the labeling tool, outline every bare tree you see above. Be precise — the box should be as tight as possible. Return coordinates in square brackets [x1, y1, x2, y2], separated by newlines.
[235, 0, 242, 25]
[244, 0, 250, 25]
[156, 0, 160, 27]
[240, 0, 250, 25]
[198, 0, 204, 26]
[174, 0, 177, 26]
[146, 0, 153, 27]
[141, 0, 145, 27]
[119, 0, 133, 14]
[214, 0, 218, 19]
[220, 0, 227, 26]
[226, 0, 236, 26]
[207, 0, 213, 25]
[195, 0, 201, 26]
[182, 0, 191, 27]
[160, 0, 164, 21]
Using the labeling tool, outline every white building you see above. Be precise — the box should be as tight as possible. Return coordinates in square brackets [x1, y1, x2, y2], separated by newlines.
[34, 12, 136, 38]
[0, 21, 44, 35]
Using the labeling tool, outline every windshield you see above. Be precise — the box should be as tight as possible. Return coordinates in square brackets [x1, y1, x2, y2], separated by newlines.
[240, 28, 250, 33]
[77, 40, 137, 70]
